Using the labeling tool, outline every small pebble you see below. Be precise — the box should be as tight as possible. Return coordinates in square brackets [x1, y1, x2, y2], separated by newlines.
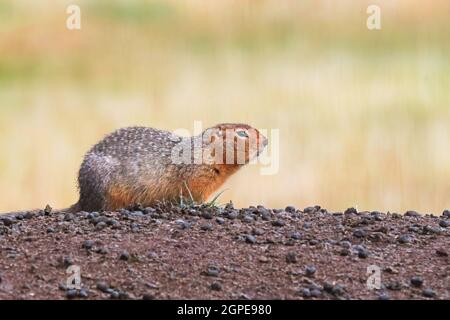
[261, 212, 271, 221]
[251, 228, 264, 236]
[200, 223, 213, 231]
[118, 291, 130, 299]
[436, 248, 448, 257]
[357, 248, 370, 259]
[438, 220, 449, 228]
[216, 217, 225, 225]
[96, 281, 110, 293]
[301, 288, 311, 298]
[46, 227, 55, 234]
[64, 213, 74, 221]
[86, 213, 95, 220]
[1, 217, 14, 227]
[95, 222, 107, 231]
[206, 266, 220, 277]
[95, 247, 109, 255]
[175, 219, 190, 230]
[210, 282, 222, 291]
[405, 210, 420, 217]
[422, 288, 436, 298]
[131, 211, 143, 217]
[66, 289, 78, 299]
[408, 226, 420, 233]
[383, 266, 399, 274]
[145, 282, 159, 289]
[201, 212, 213, 219]
[290, 231, 302, 240]
[143, 207, 155, 215]
[310, 289, 322, 297]
[305, 265, 316, 277]
[272, 219, 285, 227]
[227, 211, 238, 220]
[105, 218, 117, 225]
[24, 212, 35, 219]
[398, 234, 413, 244]
[386, 281, 402, 291]
[119, 251, 130, 261]
[285, 206, 296, 213]
[82, 240, 94, 250]
[423, 225, 441, 234]
[378, 292, 390, 300]
[410, 276, 423, 288]
[331, 284, 345, 296]
[142, 293, 155, 300]
[323, 282, 334, 293]
[58, 283, 67, 291]
[78, 289, 89, 298]
[303, 206, 317, 214]
[340, 241, 352, 249]
[147, 251, 158, 259]
[344, 207, 357, 215]
[285, 252, 297, 263]
[353, 229, 366, 238]
[245, 235, 256, 244]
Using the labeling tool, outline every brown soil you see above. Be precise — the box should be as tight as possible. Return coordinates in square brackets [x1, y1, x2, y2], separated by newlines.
[0, 205, 449, 300]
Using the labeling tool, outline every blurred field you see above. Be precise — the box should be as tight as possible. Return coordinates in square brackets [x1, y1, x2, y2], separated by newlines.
[0, 0, 449, 213]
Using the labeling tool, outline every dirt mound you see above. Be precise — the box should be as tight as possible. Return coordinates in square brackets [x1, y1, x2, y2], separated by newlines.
[0, 205, 449, 300]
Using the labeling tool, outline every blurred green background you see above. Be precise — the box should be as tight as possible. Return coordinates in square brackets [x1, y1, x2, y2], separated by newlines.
[0, 0, 449, 213]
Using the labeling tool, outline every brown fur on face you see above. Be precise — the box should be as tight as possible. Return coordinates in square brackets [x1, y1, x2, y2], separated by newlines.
[203, 123, 268, 166]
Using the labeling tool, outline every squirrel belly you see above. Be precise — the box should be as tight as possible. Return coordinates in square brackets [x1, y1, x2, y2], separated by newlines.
[71, 124, 267, 212]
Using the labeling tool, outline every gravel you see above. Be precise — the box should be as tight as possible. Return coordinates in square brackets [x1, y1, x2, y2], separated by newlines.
[0, 205, 449, 300]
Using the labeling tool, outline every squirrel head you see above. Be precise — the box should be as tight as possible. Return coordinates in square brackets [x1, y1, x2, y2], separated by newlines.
[201, 123, 268, 166]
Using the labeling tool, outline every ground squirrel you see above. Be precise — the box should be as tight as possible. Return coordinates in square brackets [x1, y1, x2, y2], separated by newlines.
[69, 123, 268, 212]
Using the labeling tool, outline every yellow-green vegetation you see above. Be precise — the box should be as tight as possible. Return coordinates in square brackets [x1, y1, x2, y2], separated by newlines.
[0, 0, 449, 213]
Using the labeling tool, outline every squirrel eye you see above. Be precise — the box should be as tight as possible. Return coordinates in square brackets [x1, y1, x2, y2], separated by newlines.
[236, 130, 248, 138]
